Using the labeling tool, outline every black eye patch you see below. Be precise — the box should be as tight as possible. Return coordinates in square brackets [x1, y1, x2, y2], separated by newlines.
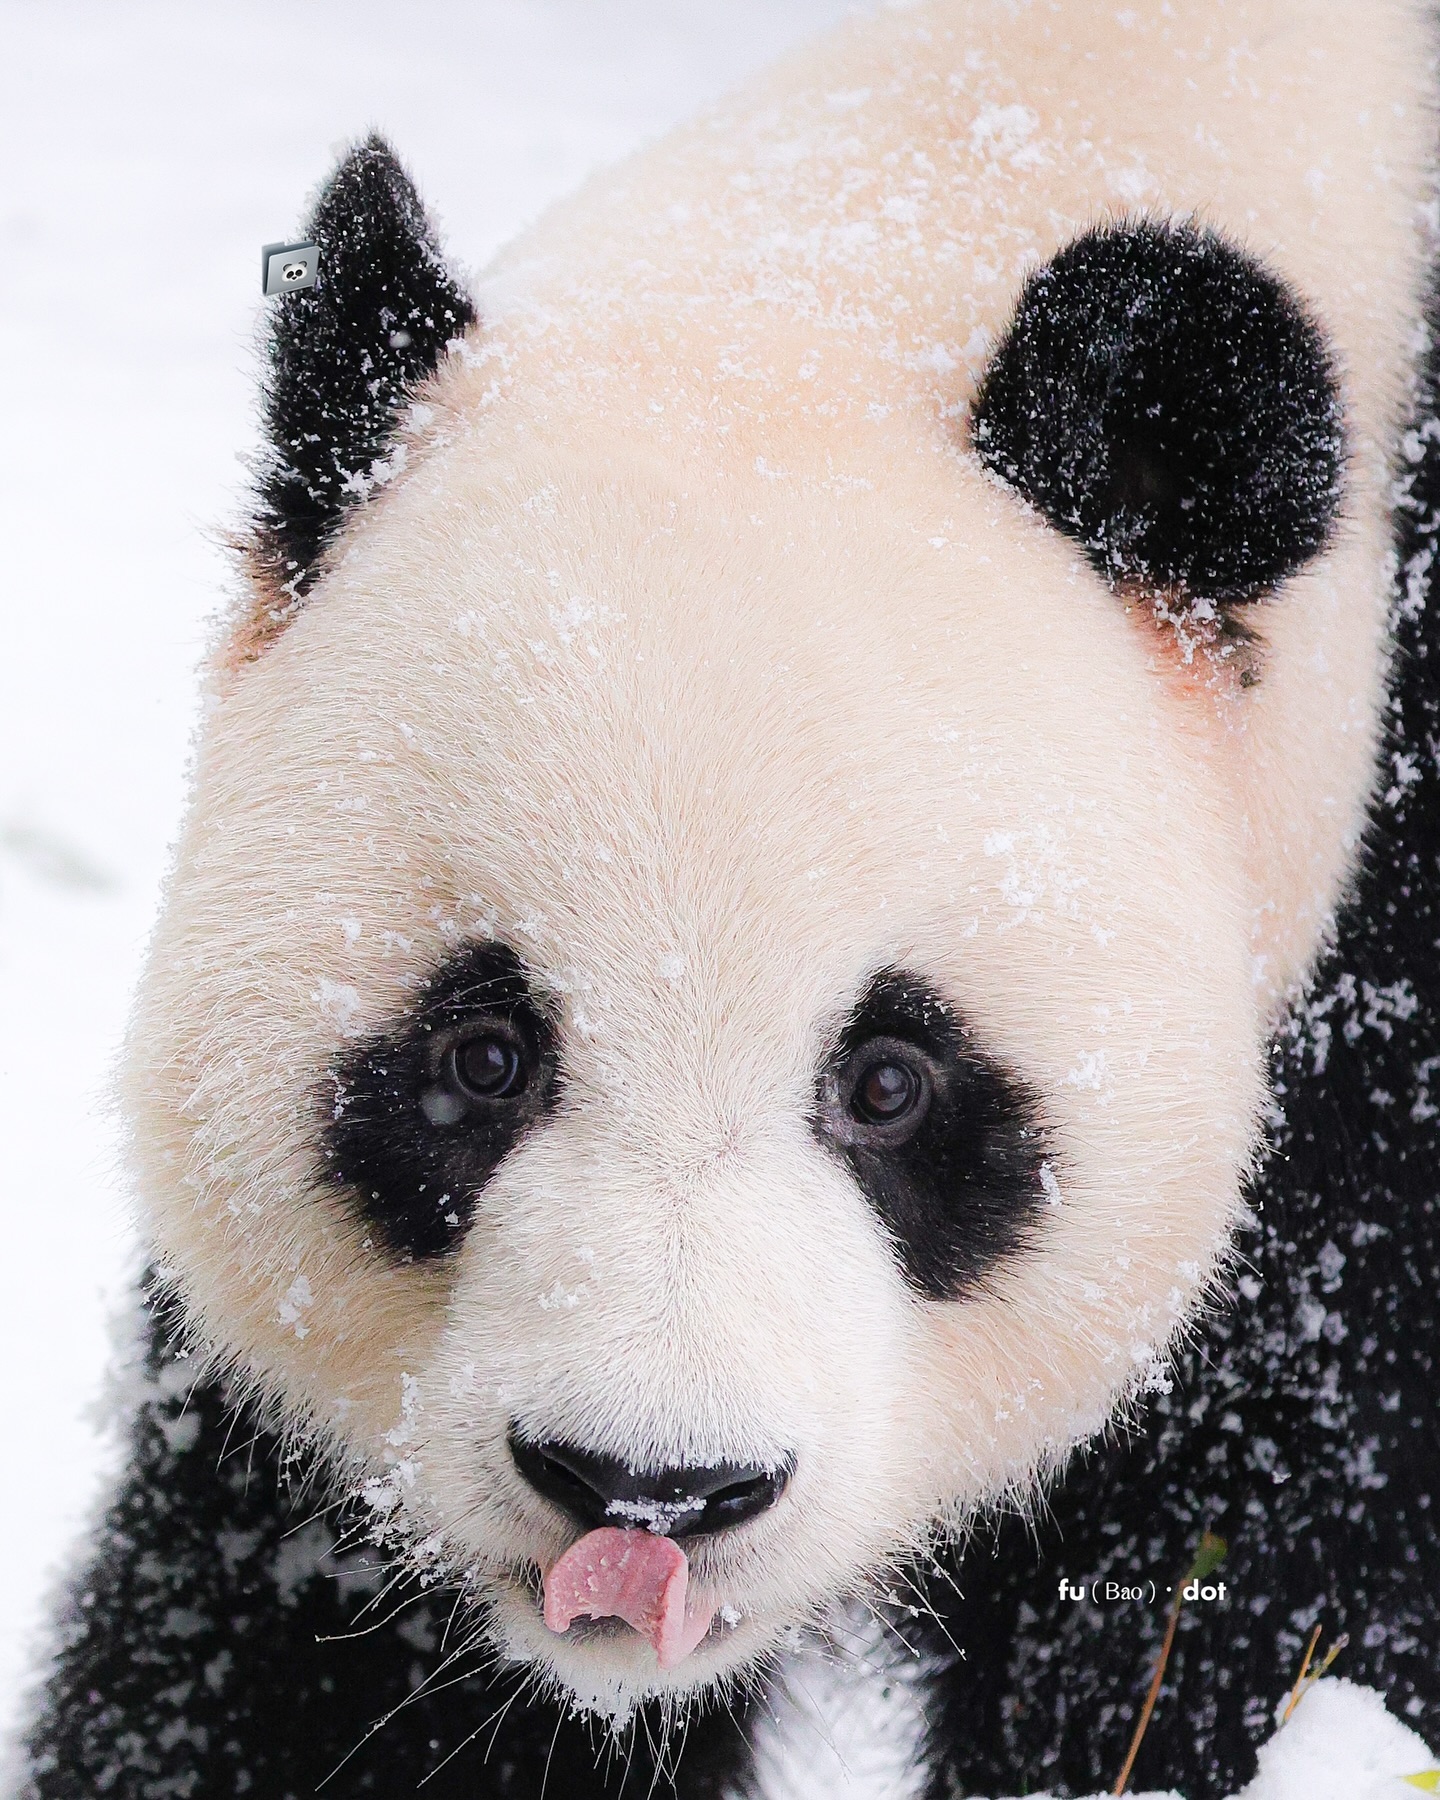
[813, 969, 1051, 1301]
[320, 942, 560, 1259]
[971, 219, 1345, 607]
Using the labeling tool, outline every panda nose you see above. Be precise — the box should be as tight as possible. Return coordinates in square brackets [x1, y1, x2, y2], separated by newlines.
[508, 1432, 792, 1539]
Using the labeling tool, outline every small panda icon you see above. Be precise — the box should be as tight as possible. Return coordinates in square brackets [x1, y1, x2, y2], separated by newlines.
[260, 239, 319, 296]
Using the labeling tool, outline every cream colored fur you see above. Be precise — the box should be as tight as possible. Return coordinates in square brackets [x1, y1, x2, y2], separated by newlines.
[125, 0, 1434, 1710]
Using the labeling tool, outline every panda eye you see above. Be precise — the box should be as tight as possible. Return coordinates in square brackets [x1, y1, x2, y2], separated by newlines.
[813, 972, 1051, 1302]
[843, 1040, 933, 1140]
[417, 1020, 536, 1128]
[326, 942, 560, 1260]
[447, 1030, 529, 1102]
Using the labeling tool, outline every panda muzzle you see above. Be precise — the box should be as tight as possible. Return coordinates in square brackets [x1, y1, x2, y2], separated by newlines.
[510, 1435, 792, 1665]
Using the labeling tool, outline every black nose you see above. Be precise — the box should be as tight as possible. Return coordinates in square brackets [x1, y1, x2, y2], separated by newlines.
[509, 1431, 792, 1538]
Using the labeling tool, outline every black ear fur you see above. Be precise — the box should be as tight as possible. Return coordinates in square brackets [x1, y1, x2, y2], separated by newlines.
[249, 134, 476, 604]
[971, 219, 1345, 607]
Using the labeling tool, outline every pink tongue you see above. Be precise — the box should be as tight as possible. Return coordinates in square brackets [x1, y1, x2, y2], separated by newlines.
[543, 1527, 716, 1669]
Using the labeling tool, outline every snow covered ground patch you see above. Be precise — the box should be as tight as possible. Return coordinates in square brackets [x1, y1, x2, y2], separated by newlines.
[986, 1682, 1438, 1800]
[1235, 1680, 1439, 1800]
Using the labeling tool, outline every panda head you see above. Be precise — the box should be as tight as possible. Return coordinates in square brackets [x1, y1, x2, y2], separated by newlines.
[125, 137, 1353, 1711]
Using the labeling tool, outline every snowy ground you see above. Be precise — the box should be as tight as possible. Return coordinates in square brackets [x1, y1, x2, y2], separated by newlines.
[1052, 1680, 1439, 1800]
[0, 0, 856, 1747]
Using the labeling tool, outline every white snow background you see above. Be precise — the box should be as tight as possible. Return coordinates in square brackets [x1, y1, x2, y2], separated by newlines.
[2, 5, 1438, 1798]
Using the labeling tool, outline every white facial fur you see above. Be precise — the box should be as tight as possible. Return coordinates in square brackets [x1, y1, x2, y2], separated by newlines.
[124, 0, 1432, 1712]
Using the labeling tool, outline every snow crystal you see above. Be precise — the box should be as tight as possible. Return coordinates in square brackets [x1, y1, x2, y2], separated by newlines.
[969, 103, 1041, 167]
[315, 977, 363, 1036]
[538, 1278, 588, 1310]
[1240, 1678, 1436, 1800]
[277, 1273, 314, 1339]
[604, 1495, 705, 1531]
[1066, 1049, 1109, 1092]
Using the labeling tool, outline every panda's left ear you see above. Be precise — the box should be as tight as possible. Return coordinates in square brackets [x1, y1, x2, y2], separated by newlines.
[244, 134, 476, 631]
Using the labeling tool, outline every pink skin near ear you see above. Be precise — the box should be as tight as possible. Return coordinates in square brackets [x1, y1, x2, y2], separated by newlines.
[543, 1528, 717, 1669]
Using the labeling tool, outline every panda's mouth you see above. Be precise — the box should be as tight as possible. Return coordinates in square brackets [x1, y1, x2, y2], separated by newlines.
[502, 1431, 792, 1667]
[541, 1526, 718, 1667]
[508, 1530, 747, 1666]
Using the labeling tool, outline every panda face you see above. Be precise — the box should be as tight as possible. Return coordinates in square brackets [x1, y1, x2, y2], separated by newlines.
[128, 430, 1265, 1703]
[122, 56, 1423, 1701]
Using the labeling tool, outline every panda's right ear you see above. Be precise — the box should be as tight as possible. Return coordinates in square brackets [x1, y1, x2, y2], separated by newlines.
[240, 135, 476, 654]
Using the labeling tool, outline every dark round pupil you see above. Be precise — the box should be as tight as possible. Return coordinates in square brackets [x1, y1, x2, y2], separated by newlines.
[454, 1035, 523, 1098]
[855, 1060, 918, 1122]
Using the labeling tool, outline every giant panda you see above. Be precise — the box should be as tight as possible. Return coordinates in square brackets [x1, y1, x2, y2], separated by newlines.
[19, 2, 1440, 1796]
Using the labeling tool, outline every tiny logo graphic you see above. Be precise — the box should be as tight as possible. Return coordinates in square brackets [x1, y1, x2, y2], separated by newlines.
[262, 240, 320, 297]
